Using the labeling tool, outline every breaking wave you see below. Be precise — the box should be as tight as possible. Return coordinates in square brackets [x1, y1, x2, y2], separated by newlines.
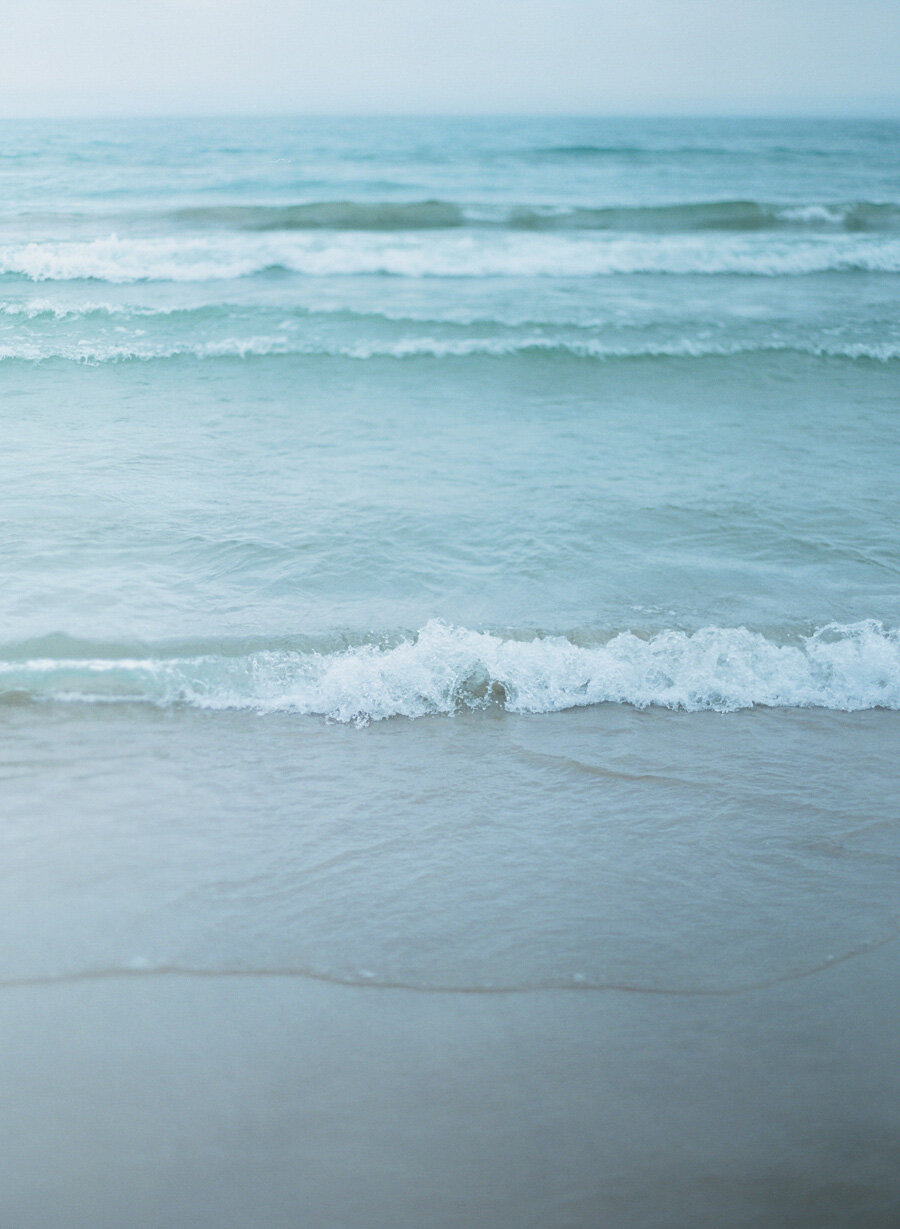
[3, 232, 900, 282]
[2, 620, 898, 722]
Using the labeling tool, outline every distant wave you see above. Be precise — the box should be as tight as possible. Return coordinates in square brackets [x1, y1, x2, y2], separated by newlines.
[6, 337, 900, 363]
[2, 336, 899, 365]
[507, 201, 900, 233]
[520, 142, 860, 161]
[3, 300, 899, 362]
[170, 200, 467, 230]
[523, 143, 760, 157]
[3, 232, 900, 282]
[167, 199, 900, 234]
[8, 199, 900, 235]
[2, 620, 898, 721]
[0, 299, 191, 320]
[525, 144, 646, 157]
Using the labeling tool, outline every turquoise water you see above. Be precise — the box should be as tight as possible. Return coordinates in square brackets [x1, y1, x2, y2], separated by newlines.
[1, 116, 899, 982]
[1, 117, 899, 717]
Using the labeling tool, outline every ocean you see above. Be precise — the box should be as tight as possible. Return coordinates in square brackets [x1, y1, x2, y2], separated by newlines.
[1, 116, 899, 1228]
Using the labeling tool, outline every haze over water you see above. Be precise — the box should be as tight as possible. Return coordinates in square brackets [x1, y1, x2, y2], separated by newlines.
[2, 117, 899, 1228]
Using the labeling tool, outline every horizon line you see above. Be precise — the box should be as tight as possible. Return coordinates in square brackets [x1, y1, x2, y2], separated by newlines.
[2, 108, 900, 122]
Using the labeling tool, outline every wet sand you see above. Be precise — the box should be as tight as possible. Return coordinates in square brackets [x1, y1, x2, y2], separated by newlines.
[2, 936, 899, 1229]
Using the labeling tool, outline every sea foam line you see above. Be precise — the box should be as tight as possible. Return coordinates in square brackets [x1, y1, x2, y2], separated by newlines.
[1, 621, 898, 722]
[1, 336, 899, 364]
[3, 232, 900, 282]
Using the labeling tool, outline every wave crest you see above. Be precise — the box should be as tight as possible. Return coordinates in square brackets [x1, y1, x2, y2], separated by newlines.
[509, 200, 900, 233]
[8, 199, 900, 236]
[3, 232, 900, 283]
[2, 621, 898, 722]
[171, 199, 466, 231]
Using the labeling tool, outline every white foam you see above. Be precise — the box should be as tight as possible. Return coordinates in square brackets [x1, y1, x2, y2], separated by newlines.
[777, 204, 847, 225]
[0, 334, 897, 364]
[2, 621, 898, 722]
[0, 299, 178, 319]
[3, 232, 900, 282]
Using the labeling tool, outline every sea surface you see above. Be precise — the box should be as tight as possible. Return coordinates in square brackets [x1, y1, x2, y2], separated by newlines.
[1, 117, 899, 1227]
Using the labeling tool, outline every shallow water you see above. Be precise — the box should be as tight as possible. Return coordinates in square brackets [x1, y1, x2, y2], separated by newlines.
[2, 699, 899, 1227]
[2, 702, 897, 994]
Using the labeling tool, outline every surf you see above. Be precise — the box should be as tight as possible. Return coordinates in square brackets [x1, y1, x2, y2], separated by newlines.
[2, 620, 898, 721]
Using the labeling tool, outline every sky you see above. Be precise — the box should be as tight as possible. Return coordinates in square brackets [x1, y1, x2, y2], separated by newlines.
[0, 0, 898, 117]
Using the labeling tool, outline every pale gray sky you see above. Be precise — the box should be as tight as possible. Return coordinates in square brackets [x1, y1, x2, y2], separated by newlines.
[1, 0, 898, 117]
